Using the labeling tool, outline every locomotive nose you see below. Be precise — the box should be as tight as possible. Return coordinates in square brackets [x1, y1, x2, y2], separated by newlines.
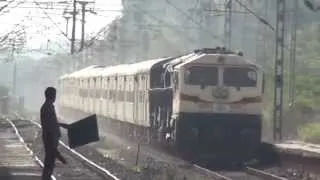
[212, 86, 230, 100]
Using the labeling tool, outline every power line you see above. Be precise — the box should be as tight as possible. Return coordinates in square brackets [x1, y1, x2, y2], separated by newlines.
[233, 0, 275, 31]
[70, 0, 76, 54]
[32, 0, 70, 43]
[82, 10, 185, 54]
[0, 1, 26, 16]
[0, 18, 27, 46]
[165, 0, 223, 42]
[131, 5, 197, 45]
[7, 6, 122, 12]
[0, 0, 16, 13]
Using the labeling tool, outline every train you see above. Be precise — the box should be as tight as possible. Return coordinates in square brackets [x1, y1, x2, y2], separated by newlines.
[57, 48, 264, 164]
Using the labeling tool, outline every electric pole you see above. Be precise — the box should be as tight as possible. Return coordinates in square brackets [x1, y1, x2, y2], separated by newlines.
[64, 15, 71, 37]
[11, 40, 16, 96]
[79, 1, 88, 52]
[71, 0, 76, 54]
[224, 0, 232, 49]
[273, 0, 286, 141]
[289, 0, 298, 109]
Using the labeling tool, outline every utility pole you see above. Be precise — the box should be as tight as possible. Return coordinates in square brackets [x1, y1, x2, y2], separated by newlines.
[289, 0, 298, 109]
[64, 15, 71, 37]
[79, 1, 88, 52]
[224, 0, 232, 49]
[273, 0, 286, 141]
[71, 0, 76, 54]
[11, 40, 16, 96]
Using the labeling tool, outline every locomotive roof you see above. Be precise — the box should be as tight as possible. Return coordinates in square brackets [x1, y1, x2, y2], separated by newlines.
[60, 57, 171, 80]
[59, 65, 95, 80]
[74, 65, 106, 78]
[61, 65, 104, 79]
[172, 53, 260, 70]
[59, 49, 261, 80]
[100, 57, 170, 76]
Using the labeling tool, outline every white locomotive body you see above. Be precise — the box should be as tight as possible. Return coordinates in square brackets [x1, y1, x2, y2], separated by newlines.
[58, 48, 264, 162]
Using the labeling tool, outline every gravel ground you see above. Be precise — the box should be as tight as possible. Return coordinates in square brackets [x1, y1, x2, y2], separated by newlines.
[14, 115, 320, 180]
[60, 131, 213, 180]
[11, 119, 111, 180]
[13, 119, 217, 180]
[261, 166, 320, 180]
[218, 171, 264, 180]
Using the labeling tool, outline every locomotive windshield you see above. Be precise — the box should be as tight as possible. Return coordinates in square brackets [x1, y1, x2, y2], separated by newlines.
[223, 67, 257, 87]
[184, 66, 218, 85]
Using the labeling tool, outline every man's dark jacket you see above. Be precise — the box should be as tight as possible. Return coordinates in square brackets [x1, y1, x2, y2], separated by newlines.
[40, 101, 61, 140]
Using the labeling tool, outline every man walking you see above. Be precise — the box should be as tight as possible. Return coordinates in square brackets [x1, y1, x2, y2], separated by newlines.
[40, 87, 68, 180]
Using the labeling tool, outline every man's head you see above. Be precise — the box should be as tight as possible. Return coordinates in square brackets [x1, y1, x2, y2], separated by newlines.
[45, 87, 56, 102]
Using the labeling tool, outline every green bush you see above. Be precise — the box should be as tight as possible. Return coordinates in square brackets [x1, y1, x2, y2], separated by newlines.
[298, 123, 320, 143]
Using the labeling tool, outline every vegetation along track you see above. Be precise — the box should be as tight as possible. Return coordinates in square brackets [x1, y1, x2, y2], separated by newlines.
[194, 164, 288, 180]
[9, 118, 120, 180]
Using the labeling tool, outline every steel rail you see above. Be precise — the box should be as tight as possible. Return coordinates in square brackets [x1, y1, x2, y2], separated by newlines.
[193, 164, 233, 180]
[5, 117, 57, 180]
[12, 113, 120, 180]
[27, 118, 120, 180]
[245, 167, 288, 180]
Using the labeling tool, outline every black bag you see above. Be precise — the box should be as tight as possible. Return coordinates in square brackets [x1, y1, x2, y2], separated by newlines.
[67, 114, 100, 148]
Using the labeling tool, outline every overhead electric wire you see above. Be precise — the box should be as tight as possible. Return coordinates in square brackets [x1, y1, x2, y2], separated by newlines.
[0, 0, 16, 13]
[0, 18, 27, 45]
[82, 7, 185, 53]
[84, 20, 119, 48]
[165, 0, 223, 42]
[0, 0, 26, 16]
[131, 5, 197, 44]
[9, 6, 122, 12]
[233, 0, 275, 31]
[32, 0, 70, 43]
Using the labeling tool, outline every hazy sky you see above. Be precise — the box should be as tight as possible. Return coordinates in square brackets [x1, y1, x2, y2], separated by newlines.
[0, 0, 122, 53]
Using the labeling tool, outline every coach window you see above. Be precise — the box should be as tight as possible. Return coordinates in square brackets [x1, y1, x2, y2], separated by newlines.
[141, 75, 145, 90]
[89, 78, 92, 97]
[145, 76, 148, 88]
[98, 77, 102, 98]
[94, 77, 98, 98]
[173, 71, 179, 90]
[134, 75, 138, 83]
[86, 79, 89, 97]
[93, 77, 97, 87]
[91, 78, 94, 97]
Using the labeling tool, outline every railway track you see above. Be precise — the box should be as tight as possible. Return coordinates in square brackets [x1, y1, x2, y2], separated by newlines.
[13, 113, 305, 180]
[8, 118, 120, 180]
[193, 164, 288, 180]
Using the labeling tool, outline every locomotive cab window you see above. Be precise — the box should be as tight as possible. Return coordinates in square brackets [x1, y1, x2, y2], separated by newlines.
[223, 68, 257, 87]
[184, 66, 218, 86]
